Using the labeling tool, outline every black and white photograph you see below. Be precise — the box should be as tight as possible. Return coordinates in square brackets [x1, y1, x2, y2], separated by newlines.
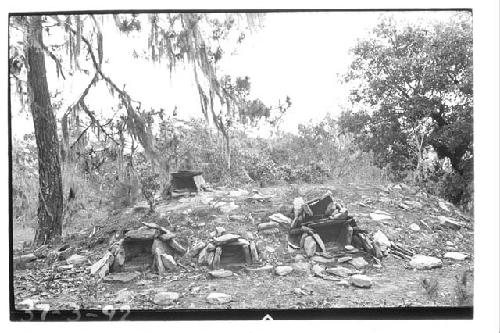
[4, 4, 499, 324]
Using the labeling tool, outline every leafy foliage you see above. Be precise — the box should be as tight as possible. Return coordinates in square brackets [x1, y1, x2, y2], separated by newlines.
[339, 14, 473, 207]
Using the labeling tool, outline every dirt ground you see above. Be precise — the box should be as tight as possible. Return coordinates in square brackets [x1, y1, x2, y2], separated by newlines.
[12, 181, 474, 310]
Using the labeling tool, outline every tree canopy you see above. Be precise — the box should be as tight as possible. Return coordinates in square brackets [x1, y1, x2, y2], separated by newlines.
[339, 14, 472, 185]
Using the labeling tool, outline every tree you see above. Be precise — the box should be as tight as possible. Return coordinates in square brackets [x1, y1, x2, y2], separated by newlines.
[339, 14, 472, 203]
[24, 16, 64, 244]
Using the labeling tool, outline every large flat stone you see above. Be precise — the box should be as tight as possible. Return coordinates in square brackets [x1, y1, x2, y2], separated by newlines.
[125, 229, 157, 240]
[410, 255, 442, 270]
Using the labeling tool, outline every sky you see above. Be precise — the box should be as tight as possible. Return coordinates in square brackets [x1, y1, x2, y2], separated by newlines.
[10, 11, 463, 137]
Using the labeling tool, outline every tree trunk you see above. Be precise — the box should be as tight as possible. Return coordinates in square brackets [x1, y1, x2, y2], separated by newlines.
[26, 16, 64, 245]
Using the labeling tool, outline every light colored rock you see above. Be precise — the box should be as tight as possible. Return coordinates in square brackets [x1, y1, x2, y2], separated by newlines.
[215, 227, 226, 236]
[168, 238, 187, 255]
[158, 230, 176, 241]
[115, 289, 135, 303]
[66, 254, 88, 266]
[438, 201, 450, 212]
[446, 241, 454, 246]
[275, 266, 293, 276]
[294, 254, 306, 262]
[337, 256, 352, 263]
[269, 213, 292, 226]
[311, 233, 326, 253]
[312, 264, 325, 277]
[189, 241, 206, 258]
[228, 238, 250, 246]
[125, 229, 157, 240]
[291, 262, 311, 273]
[160, 254, 177, 270]
[89, 252, 114, 278]
[337, 279, 350, 287]
[303, 236, 317, 257]
[103, 272, 140, 283]
[208, 269, 233, 278]
[350, 274, 372, 288]
[56, 264, 74, 272]
[311, 255, 336, 265]
[370, 211, 392, 221]
[213, 233, 241, 245]
[207, 292, 231, 304]
[437, 216, 463, 230]
[154, 291, 180, 305]
[398, 203, 410, 210]
[344, 245, 354, 251]
[409, 223, 421, 231]
[219, 202, 239, 214]
[350, 257, 368, 269]
[373, 230, 391, 254]
[444, 252, 469, 261]
[326, 266, 354, 278]
[260, 228, 280, 235]
[410, 254, 443, 270]
[258, 221, 279, 230]
[228, 189, 249, 197]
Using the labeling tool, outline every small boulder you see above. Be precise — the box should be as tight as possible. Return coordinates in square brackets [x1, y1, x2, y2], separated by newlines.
[275, 266, 293, 276]
[115, 289, 135, 303]
[311, 255, 337, 265]
[291, 262, 311, 273]
[350, 257, 368, 269]
[66, 254, 89, 266]
[444, 252, 468, 261]
[370, 211, 392, 221]
[337, 256, 352, 263]
[213, 233, 241, 245]
[312, 264, 325, 277]
[373, 230, 391, 254]
[160, 254, 177, 270]
[207, 292, 231, 304]
[349, 274, 372, 288]
[409, 255, 442, 270]
[153, 291, 180, 305]
[303, 236, 317, 257]
[208, 269, 233, 278]
[219, 202, 239, 214]
[409, 223, 421, 231]
[326, 266, 354, 278]
[215, 227, 226, 236]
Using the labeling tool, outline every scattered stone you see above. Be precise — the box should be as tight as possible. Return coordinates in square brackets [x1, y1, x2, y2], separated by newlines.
[311, 255, 337, 265]
[344, 245, 354, 251]
[158, 230, 176, 241]
[115, 289, 135, 303]
[213, 233, 241, 245]
[444, 252, 469, 261]
[215, 227, 226, 236]
[66, 254, 89, 266]
[337, 256, 352, 263]
[197, 246, 210, 265]
[207, 292, 232, 304]
[312, 264, 325, 277]
[125, 228, 157, 240]
[291, 262, 311, 273]
[103, 272, 140, 283]
[269, 213, 292, 226]
[373, 230, 391, 254]
[438, 201, 450, 212]
[208, 269, 233, 278]
[260, 228, 280, 235]
[14, 253, 37, 265]
[337, 279, 350, 287]
[326, 266, 354, 278]
[258, 221, 279, 230]
[275, 266, 294, 276]
[303, 236, 317, 257]
[160, 254, 177, 270]
[350, 257, 368, 269]
[409, 223, 421, 231]
[437, 216, 463, 230]
[370, 211, 392, 221]
[445, 241, 454, 247]
[56, 264, 74, 272]
[89, 252, 114, 278]
[154, 292, 180, 305]
[294, 254, 306, 262]
[168, 239, 187, 255]
[398, 203, 410, 210]
[409, 255, 442, 270]
[293, 288, 308, 296]
[349, 274, 372, 288]
[228, 189, 249, 197]
[219, 202, 239, 214]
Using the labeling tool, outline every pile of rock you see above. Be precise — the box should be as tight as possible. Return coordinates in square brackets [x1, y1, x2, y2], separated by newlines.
[89, 222, 186, 278]
[258, 213, 291, 235]
[288, 191, 357, 255]
[191, 229, 260, 269]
